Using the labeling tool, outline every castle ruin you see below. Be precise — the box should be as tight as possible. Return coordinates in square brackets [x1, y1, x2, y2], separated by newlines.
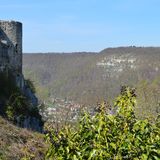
[0, 20, 43, 132]
[0, 20, 38, 106]
[0, 20, 23, 88]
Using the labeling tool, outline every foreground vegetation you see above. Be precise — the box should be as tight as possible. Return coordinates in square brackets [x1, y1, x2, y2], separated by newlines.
[0, 87, 159, 159]
[45, 87, 160, 159]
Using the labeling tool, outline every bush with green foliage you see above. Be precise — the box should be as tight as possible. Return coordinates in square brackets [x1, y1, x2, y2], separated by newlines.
[5, 92, 29, 120]
[5, 91, 42, 124]
[45, 87, 160, 159]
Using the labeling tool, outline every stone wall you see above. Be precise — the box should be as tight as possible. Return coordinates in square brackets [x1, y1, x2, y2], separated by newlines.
[0, 20, 22, 74]
[0, 42, 9, 71]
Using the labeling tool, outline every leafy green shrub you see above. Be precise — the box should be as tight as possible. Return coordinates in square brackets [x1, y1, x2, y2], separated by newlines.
[45, 87, 160, 159]
[5, 92, 29, 120]
[5, 91, 44, 129]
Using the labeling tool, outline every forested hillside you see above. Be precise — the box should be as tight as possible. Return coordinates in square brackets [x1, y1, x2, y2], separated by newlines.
[23, 47, 160, 119]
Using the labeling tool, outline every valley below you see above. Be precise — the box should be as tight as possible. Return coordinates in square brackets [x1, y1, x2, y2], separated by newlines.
[23, 47, 160, 122]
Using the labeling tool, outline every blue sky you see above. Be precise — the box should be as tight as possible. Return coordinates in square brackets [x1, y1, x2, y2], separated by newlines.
[1, 0, 160, 52]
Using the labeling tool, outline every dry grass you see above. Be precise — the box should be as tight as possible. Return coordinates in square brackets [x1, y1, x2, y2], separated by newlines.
[0, 116, 48, 160]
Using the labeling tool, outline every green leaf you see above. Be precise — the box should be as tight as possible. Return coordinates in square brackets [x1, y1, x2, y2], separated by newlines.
[141, 154, 148, 160]
[110, 143, 116, 150]
[88, 149, 96, 160]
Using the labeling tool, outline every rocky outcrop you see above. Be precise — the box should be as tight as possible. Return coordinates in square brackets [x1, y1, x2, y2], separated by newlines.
[16, 115, 43, 132]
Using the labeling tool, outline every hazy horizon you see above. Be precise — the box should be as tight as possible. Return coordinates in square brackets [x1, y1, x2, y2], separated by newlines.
[1, 0, 160, 53]
[23, 45, 160, 54]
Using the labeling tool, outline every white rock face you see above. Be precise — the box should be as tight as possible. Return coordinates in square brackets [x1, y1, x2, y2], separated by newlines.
[96, 54, 137, 77]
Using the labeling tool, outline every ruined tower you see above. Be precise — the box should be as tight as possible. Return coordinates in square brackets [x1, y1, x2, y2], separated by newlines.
[0, 20, 23, 88]
[0, 20, 22, 73]
[0, 20, 42, 132]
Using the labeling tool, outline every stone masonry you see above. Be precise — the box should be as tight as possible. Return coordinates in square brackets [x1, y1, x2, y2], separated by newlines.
[0, 20, 38, 106]
[0, 20, 42, 132]
[0, 20, 23, 88]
